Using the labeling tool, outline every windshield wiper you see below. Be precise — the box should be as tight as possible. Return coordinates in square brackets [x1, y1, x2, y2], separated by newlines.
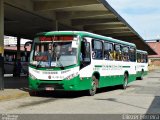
[56, 57, 64, 70]
[36, 61, 41, 68]
[35, 55, 45, 68]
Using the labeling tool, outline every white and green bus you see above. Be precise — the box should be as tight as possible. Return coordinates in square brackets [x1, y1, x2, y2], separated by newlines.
[28, 31, 138, 96]
[136, 50, 148, 80]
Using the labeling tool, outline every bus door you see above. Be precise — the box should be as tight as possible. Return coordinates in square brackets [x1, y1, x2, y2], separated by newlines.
[80, 39, 91, 69]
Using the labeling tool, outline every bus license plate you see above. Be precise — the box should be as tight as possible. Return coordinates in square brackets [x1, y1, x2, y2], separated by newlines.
[45, 87, 54, 91]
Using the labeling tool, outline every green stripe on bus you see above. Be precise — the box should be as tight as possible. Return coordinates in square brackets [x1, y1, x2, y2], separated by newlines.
[122, 66, 130, 68]
[95, 65, 102, 67]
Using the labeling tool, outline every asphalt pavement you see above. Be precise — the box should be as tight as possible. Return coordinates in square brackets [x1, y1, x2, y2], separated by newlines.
[0, 68, 160, 120]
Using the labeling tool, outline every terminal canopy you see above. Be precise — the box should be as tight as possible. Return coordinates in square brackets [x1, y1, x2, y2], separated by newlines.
[4, 0, 155, 55]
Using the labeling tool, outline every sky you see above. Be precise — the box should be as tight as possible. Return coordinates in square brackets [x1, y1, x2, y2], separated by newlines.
[106, 0, 160, 40]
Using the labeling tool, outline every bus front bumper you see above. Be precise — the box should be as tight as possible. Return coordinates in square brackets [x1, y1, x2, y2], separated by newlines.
[28, 76, 80, 91]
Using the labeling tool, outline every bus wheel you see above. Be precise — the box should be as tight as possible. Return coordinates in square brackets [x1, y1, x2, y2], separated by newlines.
[88, 76, 97, 96]
[140, 70, 144, 80]
[122, 74, 128, 89]
[29, 91, 37, 96]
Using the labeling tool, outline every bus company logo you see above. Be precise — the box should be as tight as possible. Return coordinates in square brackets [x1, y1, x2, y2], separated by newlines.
[94, 65, 123, 71]
[48, 75, 51, 79]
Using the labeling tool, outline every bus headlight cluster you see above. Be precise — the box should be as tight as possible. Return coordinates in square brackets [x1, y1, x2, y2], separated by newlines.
[29, 72, 37, 80]
[66, 73, 78, 80]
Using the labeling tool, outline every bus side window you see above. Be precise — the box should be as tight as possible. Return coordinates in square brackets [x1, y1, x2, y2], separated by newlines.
[137, 53, 141, 63]
[92, 40, 103, 59]
[80, 41, 91, 69]
[8, 55, 13, 62]
[143, 54, 145, 63]
[104, 42, 113, 60]
[122, 46, 129, 61]
[21, 56, 26, 62]
[114, 44, 122, 61]
[5, 54, 9, 62]
[129, 48, 136, 62]
[141, 54, 144, 63]
[140, 53, 142, 63]
[145, 54, 148, 63]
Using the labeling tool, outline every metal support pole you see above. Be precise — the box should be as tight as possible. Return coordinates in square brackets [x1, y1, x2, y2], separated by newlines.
[17, 37, 21, 60]
[0, 0, 4, 90]
[14, 37, 21, 77]
[56, 20, 58, 31]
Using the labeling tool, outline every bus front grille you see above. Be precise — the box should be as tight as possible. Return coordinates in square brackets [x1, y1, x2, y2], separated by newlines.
[38, 83, 63, 90]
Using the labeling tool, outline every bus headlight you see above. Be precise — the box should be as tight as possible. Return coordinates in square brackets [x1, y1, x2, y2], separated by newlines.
[29, 73, 37, 80]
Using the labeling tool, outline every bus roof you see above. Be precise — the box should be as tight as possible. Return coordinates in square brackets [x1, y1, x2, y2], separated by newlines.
[35, 31, 136, 47]
[137, 49, 148, 54]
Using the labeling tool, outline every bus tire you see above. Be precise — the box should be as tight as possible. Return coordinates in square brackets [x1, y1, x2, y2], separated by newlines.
[29, 91, 37, 96]
[88, 76, 97, 96]
[122, 73, 128, 89]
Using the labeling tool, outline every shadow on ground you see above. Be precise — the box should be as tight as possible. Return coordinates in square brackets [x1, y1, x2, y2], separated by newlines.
[27, 85, 123, 99]
[4, 76, 28, 89]
[145, 96, 160, 114]
[3, 76, 125, 98]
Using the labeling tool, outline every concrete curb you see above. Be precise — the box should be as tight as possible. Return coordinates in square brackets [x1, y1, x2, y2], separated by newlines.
[0, 91, 30, 101]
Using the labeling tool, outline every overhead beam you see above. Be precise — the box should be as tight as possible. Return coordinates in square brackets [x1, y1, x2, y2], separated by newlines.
[56, 11, 113, 20]
[94, 29, 131, 34]
[84, 23, 126, 30]
[99, 27, 129, 30]
[87, 27, 129, 33]
[4, 0, 33, 12]
[34, 0, 100, 11]
[72, 18, 120, 26]
[102, 31, 134, 37]
[4, 30, 35, 39]
[113, 36, 139, 41]
[96, 31, 132, 35]
[0, 0, 4, 90]
[4, 4, 53, 27]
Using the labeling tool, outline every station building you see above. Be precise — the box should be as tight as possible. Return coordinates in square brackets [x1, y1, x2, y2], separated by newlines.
[147, 40, 160, 66]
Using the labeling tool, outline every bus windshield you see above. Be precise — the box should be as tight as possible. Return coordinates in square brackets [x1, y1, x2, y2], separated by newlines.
[30, 41, 78, 68]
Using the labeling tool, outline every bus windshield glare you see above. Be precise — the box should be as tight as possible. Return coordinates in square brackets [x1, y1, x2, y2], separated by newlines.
[30, 40, 78, 68]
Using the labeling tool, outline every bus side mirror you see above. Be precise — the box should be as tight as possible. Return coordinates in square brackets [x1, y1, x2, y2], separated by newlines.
[24, 41, 32, 52]
[24, 41, 32, 56]
[83, 38, 87, 43]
